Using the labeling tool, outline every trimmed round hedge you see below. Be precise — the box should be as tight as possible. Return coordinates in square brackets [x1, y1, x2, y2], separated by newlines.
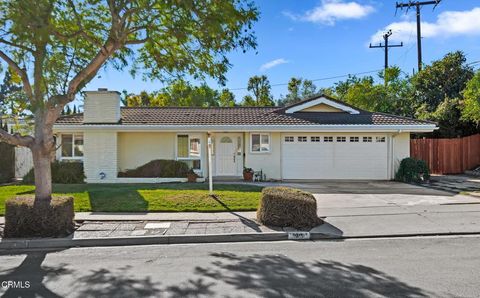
[4, 196, 75, 238]
[257, 187, 323, 229]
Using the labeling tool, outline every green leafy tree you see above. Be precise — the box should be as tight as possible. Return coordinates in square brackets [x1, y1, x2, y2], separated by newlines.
[126, 80, 225, 107]
[0, 0, 258, 200]
[242, 75, 274, 106]
[277, 77, 318, 106]
[461, 71, 480, 125]
[333, 67, 414, 116]
[219, 89, 236, 107]
[412, 51, 474, 137]
[0, 68, 27, 118]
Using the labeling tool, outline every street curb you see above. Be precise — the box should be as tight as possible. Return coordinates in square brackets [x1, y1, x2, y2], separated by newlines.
[2, 230, 480, 250]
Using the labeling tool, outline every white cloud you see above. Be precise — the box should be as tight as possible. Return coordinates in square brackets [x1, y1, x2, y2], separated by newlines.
[370, 7, 480, 44]
[285, 0, 375, 26]
[260, 58, 289, 71]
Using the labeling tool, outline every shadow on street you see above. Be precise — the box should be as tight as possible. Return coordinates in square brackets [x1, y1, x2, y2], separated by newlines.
[0, 249, 430, 297]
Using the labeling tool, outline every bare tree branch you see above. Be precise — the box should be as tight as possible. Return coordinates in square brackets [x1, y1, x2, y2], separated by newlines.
[0, 38, 35, 52]
[0, 128, 34, 147]
[0, 50, 34, 99]
[66, 39, 118, 98]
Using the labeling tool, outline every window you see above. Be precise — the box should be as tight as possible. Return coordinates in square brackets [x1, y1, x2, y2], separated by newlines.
[324, 136, 333, 142]
[363, 136, 373, 142]
[284, 136, 294, 142]
[237, 137, 242, 155]
[177, 134, 201, 169]
[311, 136, 321, 142]
[61, 134, 83, 159]
[337, 136, 346, 142]
[350, 136, 359, 142]
[376, 136, 386, 143]
[298, 136, 307, 142]
[251, 133, 270, 152]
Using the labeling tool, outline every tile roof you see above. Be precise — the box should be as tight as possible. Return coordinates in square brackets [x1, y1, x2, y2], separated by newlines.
[55, 107, 434, 126]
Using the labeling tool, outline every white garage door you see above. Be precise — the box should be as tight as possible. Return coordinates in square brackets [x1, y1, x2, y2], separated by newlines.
[281, 134, 388, 180]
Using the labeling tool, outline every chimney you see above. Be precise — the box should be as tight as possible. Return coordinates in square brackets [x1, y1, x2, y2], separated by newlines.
[83, 89, 121, 123]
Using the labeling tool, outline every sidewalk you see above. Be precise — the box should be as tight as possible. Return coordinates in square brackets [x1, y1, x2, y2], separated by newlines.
[2, 202, 480, 249]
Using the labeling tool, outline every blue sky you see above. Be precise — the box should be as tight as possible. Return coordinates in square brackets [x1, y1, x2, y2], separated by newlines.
[86, 0, 480, 103]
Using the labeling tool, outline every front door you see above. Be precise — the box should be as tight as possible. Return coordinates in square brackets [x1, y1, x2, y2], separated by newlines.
[215, 134, 238, 176]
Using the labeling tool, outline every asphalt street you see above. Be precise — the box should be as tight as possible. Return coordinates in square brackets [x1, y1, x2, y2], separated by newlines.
[0, 236, 479, 297]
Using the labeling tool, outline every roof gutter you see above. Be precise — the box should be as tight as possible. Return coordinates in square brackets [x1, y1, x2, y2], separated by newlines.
[53, 124, 438, 133]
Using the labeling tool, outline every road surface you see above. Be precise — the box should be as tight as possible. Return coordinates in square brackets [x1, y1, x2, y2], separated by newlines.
[1, 236, 479, 297]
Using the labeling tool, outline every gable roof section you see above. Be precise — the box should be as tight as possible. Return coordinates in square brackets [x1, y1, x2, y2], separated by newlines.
[283, 94, 361, 114]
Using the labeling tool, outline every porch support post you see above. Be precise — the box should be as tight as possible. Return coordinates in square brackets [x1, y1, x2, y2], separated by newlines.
[207, 133, 213, 194]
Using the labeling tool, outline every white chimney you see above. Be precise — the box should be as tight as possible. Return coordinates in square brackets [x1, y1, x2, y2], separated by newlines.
[83, 89, 121, 123]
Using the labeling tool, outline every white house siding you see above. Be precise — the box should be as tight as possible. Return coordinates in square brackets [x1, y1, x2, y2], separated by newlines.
[244, 132, 282, 180]
[118, 132, 176, 171]
[84, 131, 118, 183]
[392, 132, 411, 176]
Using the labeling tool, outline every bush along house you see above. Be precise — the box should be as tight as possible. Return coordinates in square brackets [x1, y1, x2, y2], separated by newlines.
[53, 89, 437, 183]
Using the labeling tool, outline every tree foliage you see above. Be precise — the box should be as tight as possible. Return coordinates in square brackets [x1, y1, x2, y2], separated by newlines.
[242, 75, 274, 106]
[0, 0, 258, 200]
[277, 77, 318, 106]
[124, 80, 237, 107]
[412, 51, 475, 137]
[461, 71, 480, 125]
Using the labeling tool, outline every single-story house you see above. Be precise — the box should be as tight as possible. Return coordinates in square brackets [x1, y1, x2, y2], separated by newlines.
[53, 89, 437, 183]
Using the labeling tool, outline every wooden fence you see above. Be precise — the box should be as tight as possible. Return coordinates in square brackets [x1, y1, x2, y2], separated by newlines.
[410, 134, 480, 174]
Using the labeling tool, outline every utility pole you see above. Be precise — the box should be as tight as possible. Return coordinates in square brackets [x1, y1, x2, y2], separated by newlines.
[396, 0, 441, 71]
[369, 30, 403, 71]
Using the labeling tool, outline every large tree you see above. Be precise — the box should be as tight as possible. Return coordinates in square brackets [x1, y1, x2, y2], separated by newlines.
[412, 51, 474, 137]
[0, 0, 258, 200]
[125, 80, 233, 107]
[242, 75, 274, 106]
[277, 77, 317, 106]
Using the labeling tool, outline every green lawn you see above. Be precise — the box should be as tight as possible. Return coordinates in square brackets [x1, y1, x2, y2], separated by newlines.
[0, 183, 263, 215]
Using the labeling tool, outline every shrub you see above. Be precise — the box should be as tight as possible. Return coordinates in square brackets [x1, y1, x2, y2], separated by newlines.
[4, 196, 75, 238]
[257, 187, 323, 229]
[395, 157, 430, 183]
[23, 161, 85, 184]
[118, 159, 189, 178]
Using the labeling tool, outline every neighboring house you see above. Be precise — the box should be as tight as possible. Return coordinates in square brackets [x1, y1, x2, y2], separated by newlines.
[53, 89, 437, 183]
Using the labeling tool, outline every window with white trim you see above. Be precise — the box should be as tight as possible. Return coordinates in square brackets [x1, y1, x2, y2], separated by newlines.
[298, 136, 307, 142]
[284, 136, 294, 142]
[324, 136, 333, 142]
[311, 136, 321, 142]
[376, 136, 386, 143]
[337, 136, 346, 142]
[251, 133, 270, 152]
[350, 136, 359, 142]
[61, 133, 83, 159]
[177, 134, 201, 170]
[363, 136, 373, 142]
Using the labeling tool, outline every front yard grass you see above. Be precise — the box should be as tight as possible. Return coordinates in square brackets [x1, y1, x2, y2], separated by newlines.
[0, 183, 263, 215]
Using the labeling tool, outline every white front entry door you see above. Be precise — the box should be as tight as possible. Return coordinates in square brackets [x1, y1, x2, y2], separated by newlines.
[215, 134, 239, 176]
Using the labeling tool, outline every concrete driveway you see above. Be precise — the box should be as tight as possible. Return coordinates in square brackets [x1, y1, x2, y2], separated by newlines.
[250, 180, 480, 216]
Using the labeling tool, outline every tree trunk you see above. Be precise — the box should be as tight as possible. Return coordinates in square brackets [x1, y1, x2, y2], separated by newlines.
[31, 145, 52, 201]
[31, 108, 58, 201]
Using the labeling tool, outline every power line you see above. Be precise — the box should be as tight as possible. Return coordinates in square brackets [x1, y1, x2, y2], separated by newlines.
[228, 69, 383, 91]
[395, 0, 442, 71]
